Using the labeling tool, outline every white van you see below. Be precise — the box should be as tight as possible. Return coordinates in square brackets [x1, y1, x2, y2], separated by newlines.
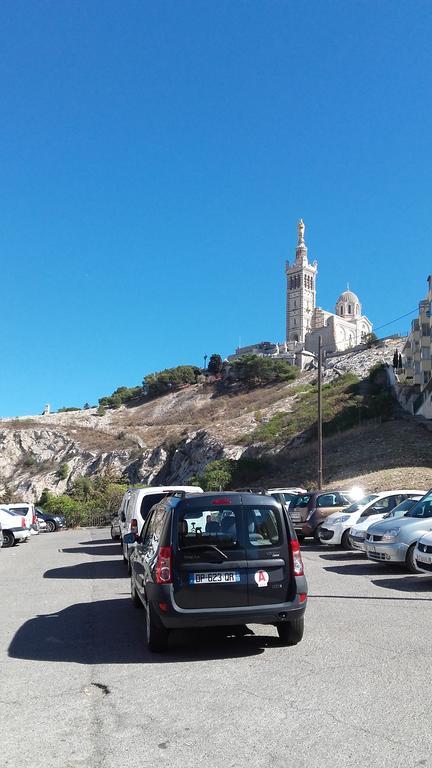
[0, 507, 31, 547]
[7, 503, 38, 534]
[119, 486, 203, 566]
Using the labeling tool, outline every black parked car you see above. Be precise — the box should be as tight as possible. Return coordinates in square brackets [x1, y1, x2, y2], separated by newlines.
[35, 508, 67, 533]
[128, 491, 307, 652]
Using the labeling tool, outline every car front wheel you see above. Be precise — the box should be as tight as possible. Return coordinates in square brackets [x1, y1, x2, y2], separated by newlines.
[406, 543, 420, 574]
[276, 617, 304, 646]
[341, 530, 352, 550]
[46, 520, 56, 533]
[146, 602, 169, 652]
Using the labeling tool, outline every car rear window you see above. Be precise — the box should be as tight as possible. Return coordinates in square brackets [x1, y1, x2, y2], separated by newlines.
[177, 504, 283, 549]
[246, 506, 282, 547]
[140, 493, 171, 521]
[178, 506, 242, 550]
[9, 506, 29, 515]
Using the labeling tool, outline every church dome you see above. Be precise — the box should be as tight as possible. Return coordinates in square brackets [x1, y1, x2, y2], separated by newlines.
[336, 289, 362, 319]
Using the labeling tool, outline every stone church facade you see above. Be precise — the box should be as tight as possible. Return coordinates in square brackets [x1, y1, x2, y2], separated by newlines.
[285, 220, 372, 357]
[228, 219, 373, 368]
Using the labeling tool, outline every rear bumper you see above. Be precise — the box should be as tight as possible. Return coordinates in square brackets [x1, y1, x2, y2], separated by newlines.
[148, 581, 308, 629]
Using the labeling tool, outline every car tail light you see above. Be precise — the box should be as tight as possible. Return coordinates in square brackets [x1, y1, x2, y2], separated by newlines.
[130, 518, 138, 537]
[156, 547, 173, 584]
[211, 497, 232, 505]
[290, 539, 304, 576]
[21, 517, 26, 528]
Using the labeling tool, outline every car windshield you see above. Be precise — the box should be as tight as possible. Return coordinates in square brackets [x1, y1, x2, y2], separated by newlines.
[405, 491, 432, 519]
[384, 498, 419, 518]
[292, 494, 312, 508]
[344, 494, 378, 514]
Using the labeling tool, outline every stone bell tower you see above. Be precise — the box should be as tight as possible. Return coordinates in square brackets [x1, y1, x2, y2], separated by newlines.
[285, 219, 318, 343]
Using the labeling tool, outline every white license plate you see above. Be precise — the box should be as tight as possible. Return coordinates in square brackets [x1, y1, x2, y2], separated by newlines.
[290, 513, 301, 522]
[189, 571, 240, 585]
[416, 553, 432, 564]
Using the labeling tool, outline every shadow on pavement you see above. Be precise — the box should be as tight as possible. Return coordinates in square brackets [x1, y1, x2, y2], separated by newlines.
[78, 538, 112, 546]
[322, 562, 407, 577]
[372, 575, 432, 594]
[319, 551, 362, 561]
[8, 598, 273, 664]
[44, 559, 126, 579]
[60, 544, 122, 557]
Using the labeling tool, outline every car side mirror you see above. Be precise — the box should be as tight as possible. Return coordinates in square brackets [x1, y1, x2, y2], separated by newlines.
[123, 532, 137, 546]
[120, 512, 126, 523]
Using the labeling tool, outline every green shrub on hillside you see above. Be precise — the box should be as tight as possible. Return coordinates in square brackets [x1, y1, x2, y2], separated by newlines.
[192, 457, 270, 491]
[239, 367, 396, 448]
[144, 365, 201, 397]
[39, 474, 129, 527]
[99, 385, 143, 410]
[231, 355, 297, 386]
[57, 407, 81, 413]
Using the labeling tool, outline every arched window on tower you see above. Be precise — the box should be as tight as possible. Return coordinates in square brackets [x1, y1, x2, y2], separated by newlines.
[348, 305, 352, 315]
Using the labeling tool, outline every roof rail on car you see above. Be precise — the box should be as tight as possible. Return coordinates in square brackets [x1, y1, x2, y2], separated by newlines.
[233, 487, 270, 495]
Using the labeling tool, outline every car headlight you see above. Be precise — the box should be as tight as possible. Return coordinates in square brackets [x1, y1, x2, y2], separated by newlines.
[333, 515, 350, 524]
[352, 529, 365, 539]
[381, 528, 400, 542]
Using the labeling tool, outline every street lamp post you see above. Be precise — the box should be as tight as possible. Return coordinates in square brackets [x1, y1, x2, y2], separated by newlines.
[317, 336, 323, 491]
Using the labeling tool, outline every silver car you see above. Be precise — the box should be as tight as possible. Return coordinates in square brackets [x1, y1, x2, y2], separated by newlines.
[365, 489, 432, 572]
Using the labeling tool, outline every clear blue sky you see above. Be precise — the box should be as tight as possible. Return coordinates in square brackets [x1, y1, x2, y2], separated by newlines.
[1, 1, 431, 416]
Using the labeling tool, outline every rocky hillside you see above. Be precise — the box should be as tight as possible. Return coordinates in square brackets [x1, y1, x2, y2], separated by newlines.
[2, 337, 431, 501]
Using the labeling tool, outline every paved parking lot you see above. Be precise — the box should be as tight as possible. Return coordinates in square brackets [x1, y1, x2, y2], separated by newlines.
[1, 528, 432, 768]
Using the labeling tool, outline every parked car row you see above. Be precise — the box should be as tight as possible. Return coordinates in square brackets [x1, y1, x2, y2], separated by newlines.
[0, 503, 66, 549]
[113, 485, 308, 652]
[312, 487, 432, 574]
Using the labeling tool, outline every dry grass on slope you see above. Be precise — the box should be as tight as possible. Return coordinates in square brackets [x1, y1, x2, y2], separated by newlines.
[265, 417, 432, 492]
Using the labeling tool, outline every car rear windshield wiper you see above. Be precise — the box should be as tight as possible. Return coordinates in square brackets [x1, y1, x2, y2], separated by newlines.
[180, 544, 228, 560]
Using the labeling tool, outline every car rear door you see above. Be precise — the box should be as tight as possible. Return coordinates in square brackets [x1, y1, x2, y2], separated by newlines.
[173, 498, 248, 609]
[245, 502, 292, 606]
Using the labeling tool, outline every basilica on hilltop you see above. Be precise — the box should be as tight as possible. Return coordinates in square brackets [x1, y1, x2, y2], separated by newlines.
[229, 219, 373, 368]
[285, 219, 372, 358]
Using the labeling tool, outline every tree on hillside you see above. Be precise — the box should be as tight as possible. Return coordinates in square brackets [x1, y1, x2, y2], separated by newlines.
[208, 354, 223, 375]
[393, 350, 399, 368]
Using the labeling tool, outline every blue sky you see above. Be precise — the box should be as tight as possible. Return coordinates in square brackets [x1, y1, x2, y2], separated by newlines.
[1, 1, 431, 416]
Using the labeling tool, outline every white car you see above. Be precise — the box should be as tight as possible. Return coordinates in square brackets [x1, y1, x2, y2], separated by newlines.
[350, 495, 424, 553]
[119, 486, 203, 569]
[414, 531, 432, 573]
[0, 507, 31, 547]
[7, 502, 39, 534]
[319, 490, 425, 549]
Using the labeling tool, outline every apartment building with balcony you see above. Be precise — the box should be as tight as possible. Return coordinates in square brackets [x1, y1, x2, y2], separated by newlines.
[403, 276, 432, 416]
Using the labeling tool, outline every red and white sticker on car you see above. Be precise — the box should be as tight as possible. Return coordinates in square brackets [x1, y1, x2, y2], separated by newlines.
[254, 570, 269, 587]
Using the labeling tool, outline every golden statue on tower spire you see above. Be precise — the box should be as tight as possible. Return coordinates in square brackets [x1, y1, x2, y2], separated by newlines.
[298, 218, 305, 245]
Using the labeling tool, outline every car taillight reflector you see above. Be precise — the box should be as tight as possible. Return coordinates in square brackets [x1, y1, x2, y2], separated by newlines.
[21, 517, 26, 528]
[130, 518, 138, 534]
[290, 539, 304, 576]
[156, 547, 173, 584]
[299, 593, 307, 603]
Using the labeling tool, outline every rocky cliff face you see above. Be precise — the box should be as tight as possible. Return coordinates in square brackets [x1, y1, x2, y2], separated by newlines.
[0, 338, 405, 501]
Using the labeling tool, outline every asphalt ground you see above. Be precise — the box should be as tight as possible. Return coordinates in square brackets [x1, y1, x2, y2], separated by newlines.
[1, 528, 431, 768]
